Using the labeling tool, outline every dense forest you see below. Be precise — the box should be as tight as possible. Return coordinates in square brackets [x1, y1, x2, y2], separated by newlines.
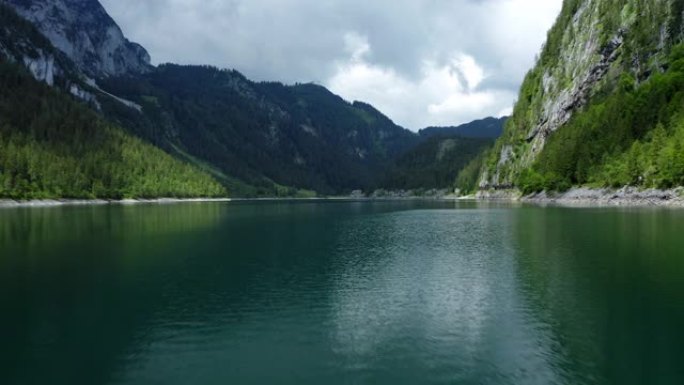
[97, 65, 419, 196]
[455, 149, 491, 195]
[383, 135, 493, 190]
[0, 61, 225, 199]
[98, 65, 507, 196]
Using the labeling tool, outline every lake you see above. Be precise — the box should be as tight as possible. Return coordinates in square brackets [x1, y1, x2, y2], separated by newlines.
[1, 200, 684, 384]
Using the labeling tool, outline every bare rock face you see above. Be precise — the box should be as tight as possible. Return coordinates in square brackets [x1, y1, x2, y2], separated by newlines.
[0, 2, 69, 85]
[23, 53, 57, 85]
[3, 0, 151, 78]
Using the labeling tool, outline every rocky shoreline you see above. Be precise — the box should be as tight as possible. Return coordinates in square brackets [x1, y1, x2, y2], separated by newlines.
[478, 186, 684, 207]
[4, 187, 684, 209]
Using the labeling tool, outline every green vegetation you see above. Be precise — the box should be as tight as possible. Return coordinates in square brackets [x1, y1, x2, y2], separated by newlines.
[485, 0, 681, 189]
[0, 61, 226, 199]
[596, 122, 684, 188]
[383, 135, 492, 190]
[455, 148, 490, 195]
[518, 44, 684, 194]
[97, 65, 419, 196]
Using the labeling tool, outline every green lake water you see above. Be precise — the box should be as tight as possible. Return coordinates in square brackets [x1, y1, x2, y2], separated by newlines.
[1, 201, 684, 384]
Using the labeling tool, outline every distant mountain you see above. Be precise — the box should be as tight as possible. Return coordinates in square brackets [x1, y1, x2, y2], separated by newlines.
[419, 117, 507, 140]
[382, 135, 493, 190]
[97, 65, 420, 195]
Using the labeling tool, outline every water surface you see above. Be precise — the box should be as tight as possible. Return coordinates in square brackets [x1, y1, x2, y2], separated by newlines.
[1, 201, 684, 384]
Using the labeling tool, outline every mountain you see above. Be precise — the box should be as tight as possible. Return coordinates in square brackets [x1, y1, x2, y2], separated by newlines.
[3, 0, 151, 78]
[95, 66, 421, 195]
[482, 0, 684, 193]
[98, 66, 509, 195]
[0, 3, 79, 86]
[419, 117, 507, 140]
[0, 4, 225, 199]
[382, 135, 494, 190]
[1, 0, 501, 198]
[2, 0, 423, 196]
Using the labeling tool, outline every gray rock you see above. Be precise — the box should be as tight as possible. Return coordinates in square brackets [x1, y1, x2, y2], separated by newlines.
[4, 0, 151, 78]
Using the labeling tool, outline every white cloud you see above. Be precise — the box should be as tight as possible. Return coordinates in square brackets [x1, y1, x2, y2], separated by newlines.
[497, 106, 514, 118]
[328, 40, 517, 129]
[451, 54, 486, 91]
[101, 0, 563, 130]
[344, 32, 371, 63]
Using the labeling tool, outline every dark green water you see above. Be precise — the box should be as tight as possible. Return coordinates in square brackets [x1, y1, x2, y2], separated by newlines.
[1, 201, 684, 385]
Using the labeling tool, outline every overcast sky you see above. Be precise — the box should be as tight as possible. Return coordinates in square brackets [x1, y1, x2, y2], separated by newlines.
[101, 0, 563, 130]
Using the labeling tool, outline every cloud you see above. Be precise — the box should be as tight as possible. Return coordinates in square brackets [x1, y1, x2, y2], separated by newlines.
[328, 42, 515, 128]
[100, 0, 563, 130]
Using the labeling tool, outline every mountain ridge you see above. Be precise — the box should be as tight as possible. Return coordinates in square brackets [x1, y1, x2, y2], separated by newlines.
[1, 0, 505, 197]
[419, 117, 507, 140]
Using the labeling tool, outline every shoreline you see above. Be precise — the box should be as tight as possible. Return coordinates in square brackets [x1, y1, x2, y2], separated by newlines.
[477, 186, 684, 208]
[0, 196, 453, 208]
[0, 198, 232, 209]
[3, 186, 684, 209]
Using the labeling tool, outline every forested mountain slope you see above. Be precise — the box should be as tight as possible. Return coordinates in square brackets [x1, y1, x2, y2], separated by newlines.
[0, 4, 224, 199]
[98, 66, 420, 195]
[382, 135, 494, 190]
[482, 0, 684, 193]
[99, 65, 508, 195]
[0, 61, 225, 199]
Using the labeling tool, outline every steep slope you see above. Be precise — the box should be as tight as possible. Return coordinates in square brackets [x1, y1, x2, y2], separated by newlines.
[482, 0, 684, 192]
[0, 2, 137, 110]
[0, 61, 225, 199]
[382, 135, 494, 190]
[2, 0, 151, 77]
[97, 65, 421, 195]
[0, 2, 74, 86]
[0, 5, 225, 199]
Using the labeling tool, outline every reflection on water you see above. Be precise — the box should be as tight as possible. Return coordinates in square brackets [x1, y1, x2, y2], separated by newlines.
[329, 209, 563, 384]
[0, 203, 226, 385]
[513, 207, 684, 385]
[0, 203, 223, 239]
[1, 201, 683, 385]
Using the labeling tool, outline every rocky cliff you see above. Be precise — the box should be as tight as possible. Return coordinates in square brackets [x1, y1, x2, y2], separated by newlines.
[0, 4, 68, 84]
[0, 3, 106, 106]
[2, 0, 151, 78]
[482, 0, 684, 190]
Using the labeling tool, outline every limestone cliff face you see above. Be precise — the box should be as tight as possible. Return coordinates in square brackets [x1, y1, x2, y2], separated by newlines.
[3, 0, 151, 78]
[0, 3, 71, 85]
[482, 0, 684, 189]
